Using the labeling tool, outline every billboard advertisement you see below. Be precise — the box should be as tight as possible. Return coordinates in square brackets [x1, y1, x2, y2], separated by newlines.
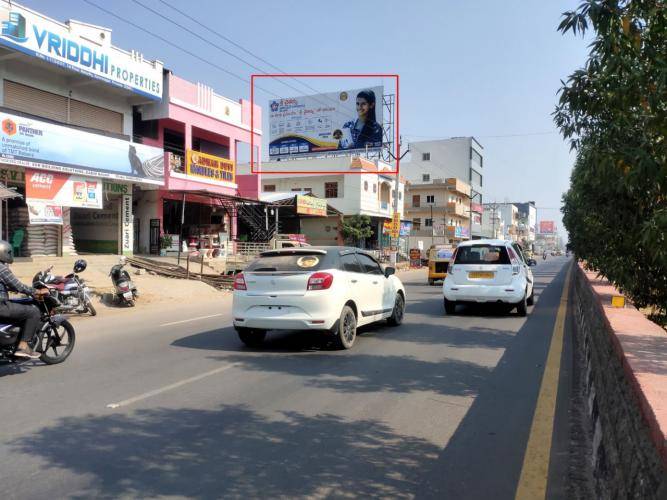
[295, 195, 327, 216]
[0, 4, 162, 99]
[0, 111, 164, 185]
[26, 169, 103, 209]
[269, 86, 384, 157]
[27, 201, 63, 225]
[186, 150, 235, 184]
[539, 221, 556, 234]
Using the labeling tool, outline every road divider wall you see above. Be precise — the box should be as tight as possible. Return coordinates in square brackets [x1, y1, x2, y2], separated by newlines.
[573, 263, 667, 499]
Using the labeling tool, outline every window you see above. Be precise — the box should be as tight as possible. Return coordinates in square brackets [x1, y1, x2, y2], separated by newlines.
[291, 188, 302, 192]
[422, 152, 431, 161]
[471, 148, 483, 168]
[426, 195, 435, 204]
[413, 218, 421, 230]
[412, 195, 420, 207]
[422, 174, 430, 182]
[425, 218, 433, 227]
[340, 253, 363, 273]
[325, 182, 338, 198]
[512, 243, 527, 264]
[364, 181, 368, 191]
[264, 185, 276, 192]
[356, 253, 383, 275]
[471, 169, 483, 187]
[454, 245, 511, 265]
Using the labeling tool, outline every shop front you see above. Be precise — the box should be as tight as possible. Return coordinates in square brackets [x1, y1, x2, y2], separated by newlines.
[0, 110, 164, 256]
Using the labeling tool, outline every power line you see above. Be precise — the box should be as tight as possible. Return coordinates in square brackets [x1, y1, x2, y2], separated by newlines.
[81, 0, 280, 99]
[403, 131, 559, 140]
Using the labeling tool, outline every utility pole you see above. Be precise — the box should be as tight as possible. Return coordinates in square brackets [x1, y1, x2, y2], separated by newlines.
[386, 141, 410, 265]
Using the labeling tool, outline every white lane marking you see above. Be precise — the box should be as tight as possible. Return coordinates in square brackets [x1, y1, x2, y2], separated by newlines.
[160, 314, 223, 327]
[106, 362, 241, 409]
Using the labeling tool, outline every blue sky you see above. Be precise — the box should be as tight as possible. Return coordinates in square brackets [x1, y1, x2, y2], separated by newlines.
[24, 0, 589, 238]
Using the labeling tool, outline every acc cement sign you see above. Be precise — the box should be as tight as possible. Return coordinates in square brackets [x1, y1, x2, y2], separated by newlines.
[0, 2, 162, 99]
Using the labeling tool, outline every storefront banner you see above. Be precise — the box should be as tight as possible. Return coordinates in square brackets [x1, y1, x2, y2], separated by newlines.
[269, 86, 384, 158]
[447, 226, 470, 238]
[186, 150, 235, 184]
[295, 195, 327, 216]
[26, 169, 102, 208]
[0, 4, 162, 99]
[27, 201, 62, 225]
[399, 221, 412, 237]
[0, 111, 164, 185]
[121, 194, 133, 255]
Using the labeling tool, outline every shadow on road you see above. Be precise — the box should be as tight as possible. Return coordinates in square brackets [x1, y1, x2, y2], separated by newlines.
[10, 404, 441, 499]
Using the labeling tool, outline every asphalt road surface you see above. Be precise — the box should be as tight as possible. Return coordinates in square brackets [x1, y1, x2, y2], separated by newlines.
[0, 257, 574, 499]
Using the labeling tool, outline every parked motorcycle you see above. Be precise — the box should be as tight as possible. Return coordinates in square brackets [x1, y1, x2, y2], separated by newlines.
[0, 284, 76, 365]
[33, 259, 96, 316]
[110, 257, 138, 307]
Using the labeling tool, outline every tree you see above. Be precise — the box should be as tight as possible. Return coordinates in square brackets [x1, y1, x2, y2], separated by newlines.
[340, 215, 373, 247]
[555, 0, 667, 314]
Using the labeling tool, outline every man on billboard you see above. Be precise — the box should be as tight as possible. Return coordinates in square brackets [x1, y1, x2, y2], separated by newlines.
[338, 89, 383, 150]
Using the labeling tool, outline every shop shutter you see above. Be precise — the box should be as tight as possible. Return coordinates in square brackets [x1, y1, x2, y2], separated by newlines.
[4, 80, 68, 123]
[70, 98, 123, 134]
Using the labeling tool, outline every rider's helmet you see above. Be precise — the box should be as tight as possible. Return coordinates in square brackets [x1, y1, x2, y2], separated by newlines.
[119, 256, 127, 265]
[73, 259, 87, 273]
[0, 240, 14, 264]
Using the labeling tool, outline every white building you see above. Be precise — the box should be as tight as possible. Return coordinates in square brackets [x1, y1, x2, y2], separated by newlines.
[243, 156, 405, 248]
[481, 203, 504, 239]
[400, 137, 484, 237]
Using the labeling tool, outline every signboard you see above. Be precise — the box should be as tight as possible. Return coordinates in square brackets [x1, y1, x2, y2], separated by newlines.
[399, 221, 412, 237]
[409, 248, 421, 268]
[0, 111, 164, 184]
[295, 195, 327, 216]
[471, 203, 483, 214]
[539, 221, 556, 234]
[26, 169, 102, 208]
[287, 234, 307, 243]
[121, 194, 133, 255]
[27, 201, 62, 224]
[447, 226, 470, 239]
[185, 150, 235, 184]
[269, 86, 384, 157]
[0, 4, 162, 99]
[436, 248, 454, 259]
[389, 212, 400, 238]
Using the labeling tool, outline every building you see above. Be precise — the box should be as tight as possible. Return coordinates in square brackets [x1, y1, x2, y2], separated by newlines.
[512, 201, 537, 247]
[0, 1, 164, 256]
[481, 203, 504, 239]
[401, 137, 484, 237]
[248, 156, 405, 249]
[494, 203, 519, 241]
[134, 72, 262, 254]
[405, 177, 471, 249]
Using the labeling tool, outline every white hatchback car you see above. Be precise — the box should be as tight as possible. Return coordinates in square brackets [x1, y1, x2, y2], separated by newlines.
[443, 239, 535, 316]
[232, 247, 406, 349]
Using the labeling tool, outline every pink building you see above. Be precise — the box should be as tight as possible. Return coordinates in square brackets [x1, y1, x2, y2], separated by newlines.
[134, 72, 262, 255]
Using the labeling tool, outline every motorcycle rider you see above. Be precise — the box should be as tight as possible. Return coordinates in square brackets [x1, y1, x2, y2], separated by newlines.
[0, 240, 49, 359]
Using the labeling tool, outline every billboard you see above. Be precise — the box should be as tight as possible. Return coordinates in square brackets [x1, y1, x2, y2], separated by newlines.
[539, 221, 556, 234]
[295, 195, 327, 216]
[26, 169, 103, 209]
[269, 86, 384, 157]
[186, 150, 235, 184]
[0, 3, 162, 99]
[0, 111, 164, 185]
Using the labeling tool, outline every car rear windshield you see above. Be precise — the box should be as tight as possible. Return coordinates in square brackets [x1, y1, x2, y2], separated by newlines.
[454, 245, 511, 265]
[245, 252, 326, 272]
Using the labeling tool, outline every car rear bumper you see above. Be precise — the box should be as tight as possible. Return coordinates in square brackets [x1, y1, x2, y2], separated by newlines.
[232, 293, 338, 331]
[443, 282, 525, 304]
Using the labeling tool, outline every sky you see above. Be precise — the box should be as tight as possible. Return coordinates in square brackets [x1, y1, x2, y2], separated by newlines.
[23, 0, 590, 239]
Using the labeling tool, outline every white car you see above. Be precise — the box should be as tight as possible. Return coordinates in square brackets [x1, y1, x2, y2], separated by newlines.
[443, 239, 535, 316]
[232, 247, 407, 349]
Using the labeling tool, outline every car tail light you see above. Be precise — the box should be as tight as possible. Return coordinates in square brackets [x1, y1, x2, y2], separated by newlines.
[307, 272, 334, 291]
[507, 247, 521, 275]
[233, 273, 247, 291]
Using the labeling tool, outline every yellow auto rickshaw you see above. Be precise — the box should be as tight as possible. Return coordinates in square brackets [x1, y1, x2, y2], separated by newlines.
[427, 244, 455, 285]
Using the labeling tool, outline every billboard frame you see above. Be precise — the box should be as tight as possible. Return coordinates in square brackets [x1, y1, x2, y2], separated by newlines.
[251, 74, 400, 176]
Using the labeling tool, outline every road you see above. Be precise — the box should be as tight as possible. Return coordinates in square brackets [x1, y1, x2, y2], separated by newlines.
[0, 257, 574, 499]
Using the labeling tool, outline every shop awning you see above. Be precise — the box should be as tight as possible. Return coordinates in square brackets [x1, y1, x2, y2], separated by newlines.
[0, 183, 21, 200]
[260, 191, 341, 216]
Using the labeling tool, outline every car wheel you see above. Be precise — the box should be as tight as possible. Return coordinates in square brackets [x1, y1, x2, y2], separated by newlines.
[237, 328, 267, 348]
[444, 298, 457, 315]
[516, 292, 528, 317]
[526, 286, 535, 306]
[335, 305, 357, 349]
[387, 293, 405, 326]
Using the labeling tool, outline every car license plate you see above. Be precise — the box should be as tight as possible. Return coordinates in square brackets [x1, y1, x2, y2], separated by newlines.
[469, 271, 494, 279]
[123, 292, 133, 299]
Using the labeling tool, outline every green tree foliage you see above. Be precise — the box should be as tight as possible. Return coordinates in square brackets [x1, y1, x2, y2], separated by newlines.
[555, 0, 667, 312]
[341, 215, 373, 246]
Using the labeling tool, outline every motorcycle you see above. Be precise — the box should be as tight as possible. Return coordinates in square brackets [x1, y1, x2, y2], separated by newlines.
[110, 258, 138, 307]
[33, 259, 96, 316]
[542, 253, 547, 260]
[0, 284, 76, 365]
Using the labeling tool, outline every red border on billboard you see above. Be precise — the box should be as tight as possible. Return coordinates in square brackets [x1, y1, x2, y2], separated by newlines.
[251, 74, 400, 176]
